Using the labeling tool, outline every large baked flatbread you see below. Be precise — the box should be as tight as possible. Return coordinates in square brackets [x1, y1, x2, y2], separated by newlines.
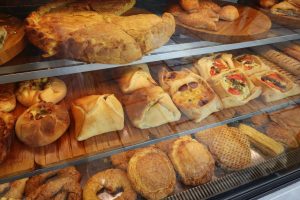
[26, 1, 175, 64]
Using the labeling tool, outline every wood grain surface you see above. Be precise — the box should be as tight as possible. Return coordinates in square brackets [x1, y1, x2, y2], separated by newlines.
[0, 14, 26, 65]
[0, 50, 299, 178]
[175, 5, 272, 43]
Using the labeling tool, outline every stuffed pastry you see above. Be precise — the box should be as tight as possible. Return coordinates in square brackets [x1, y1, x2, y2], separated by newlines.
[251, 70, 300, 102]
[210, 69, 262, 108]
[123, 86, 181, 129]
[72, 94, 124, 141]
[271, 1, 300, 17]
[117, 64, 157, 94]
[159, 68, 222, 122]
[193, 53, 235, 80]
[234, 54, 270, 75]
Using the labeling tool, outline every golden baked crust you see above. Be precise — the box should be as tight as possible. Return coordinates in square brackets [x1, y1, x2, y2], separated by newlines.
[159, 68, 222, 122]
[72, 94, 124, 141]
[169, 137, 215, 186]
[15, 102, 70, 147]
[0, 112, 15, 164]
[110, 149, 137, 171]
[16, 77, 67, 107]
[127, 147, 176, 200]
[25, 167, 81, 200]
[123, 86, 181, 129]
[198, 0, 221, 13]
[179, 0, 200, 13]
[251, 70, 300, 102]
[83, 168, 137, 200]
[219, 5, 239, 21]
[26, 1, 175, 64]
[0, 178, 28, 199]
[0, 83, 16, 112]
[196, 126, 251, 170]
[0, 26, 7, 49]
[117, 64, 157, 94]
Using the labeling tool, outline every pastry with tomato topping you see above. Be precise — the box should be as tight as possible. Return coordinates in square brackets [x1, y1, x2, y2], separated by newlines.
[234, 54, 270, 75]
[193, 53, 235, 80]
[251, 70, 300, 102]
[211, 69, 261, 108]
[159, 68, 222, 122]
[16, 77, 67, 107]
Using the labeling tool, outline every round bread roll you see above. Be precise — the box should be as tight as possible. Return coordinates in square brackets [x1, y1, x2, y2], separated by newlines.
[0, 112, 14, 164]
[0, 83, 16, 112]
[16, 77, 67, 107]
[127, 147, 176, 200]
[219, 5, 239, 21]
[83, 168, 137, 200]
[15, 102, 70, 147]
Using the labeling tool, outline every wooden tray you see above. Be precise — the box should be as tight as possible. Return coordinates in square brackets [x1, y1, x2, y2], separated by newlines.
[175, 5, 272, 43]
[259, 8, 300, 29]
[0, 14, 26, 65]
[0, 53, 299, 178]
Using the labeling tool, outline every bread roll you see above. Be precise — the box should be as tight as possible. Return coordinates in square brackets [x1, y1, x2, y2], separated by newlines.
[250, 70, 300, 102]
[72, 94, 124, 141]
[15, 102, 70, 147]
[16, 77, 67, 107]
[127, 147, 176, 200]
[123, 86, 181, 129]
[0, 112, 14, 164]
[117, 64, 157, 94]
[169, 136, 215, 186]
[260, 0, 278, 8]
[0, 83, 16, 112]
[179, 0, 200, 13]
[159, 68, 222, 122]
[219, 5, 239, 21]
[210, 69, 262, 108]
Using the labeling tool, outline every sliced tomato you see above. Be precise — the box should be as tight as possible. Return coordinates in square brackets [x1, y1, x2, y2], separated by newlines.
[214, 59, 227, 70]
[227, 73, 245, 82]
[228, 88, 241, 95]
[244, 65, 253, 70]
[267, 73, 281, 81]
[210, 68, 217, 76]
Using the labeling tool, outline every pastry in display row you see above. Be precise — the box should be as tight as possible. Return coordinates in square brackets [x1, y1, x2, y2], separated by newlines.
[25, 0, 175, 64]
[0, 26, 7, 50]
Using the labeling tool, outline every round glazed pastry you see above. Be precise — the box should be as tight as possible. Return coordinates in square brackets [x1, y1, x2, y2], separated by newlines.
[127, 147, 176, 200]
[219, 5, 239, 21]
[25, 166, 82, 200]
[83, 168, 137, 200]
[15, 102, 70, 147]
[0, 83, 16, 112]
[0, 112, 15, 164]
[16, 77, 67, 107]
[169, 136, 215, 186]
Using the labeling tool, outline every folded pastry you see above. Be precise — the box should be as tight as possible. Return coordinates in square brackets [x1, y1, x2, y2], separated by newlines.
[123, 86, 181, 129]
[195, 125, 251, 170]
[159, 68, 222, 122]
[250, 70, 300, 102]
[117, 64, 157, 94]
[271, 1, 300, 17]
[0, 26, 7, 50]
[193, 53, 235, 80]
[72, 94, 124, 141]
[234, 54, 270, 75]
[169, 137, 215, 186]
[210, 69, 262, 108]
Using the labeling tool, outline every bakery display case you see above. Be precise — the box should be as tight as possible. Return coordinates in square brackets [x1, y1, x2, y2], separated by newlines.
[1, 0, 300, 199]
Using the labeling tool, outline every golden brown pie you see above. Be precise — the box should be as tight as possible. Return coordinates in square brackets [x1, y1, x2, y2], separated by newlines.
[169, 136, 215, 186]
[127, 147, 176, 200]
[196, 125, 252, 170]
[26, 1, 175, 64]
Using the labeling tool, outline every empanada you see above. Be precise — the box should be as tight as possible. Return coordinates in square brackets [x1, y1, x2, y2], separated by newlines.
[123, 86, 181, 129]
[72, 94, 124, 141]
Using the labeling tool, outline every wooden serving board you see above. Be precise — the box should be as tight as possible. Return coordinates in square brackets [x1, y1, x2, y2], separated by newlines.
[259, 8, 300, 29]
[0, 14, 26, 65]
[175, 5, 272, 43]
[0, 52, 299, 178]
